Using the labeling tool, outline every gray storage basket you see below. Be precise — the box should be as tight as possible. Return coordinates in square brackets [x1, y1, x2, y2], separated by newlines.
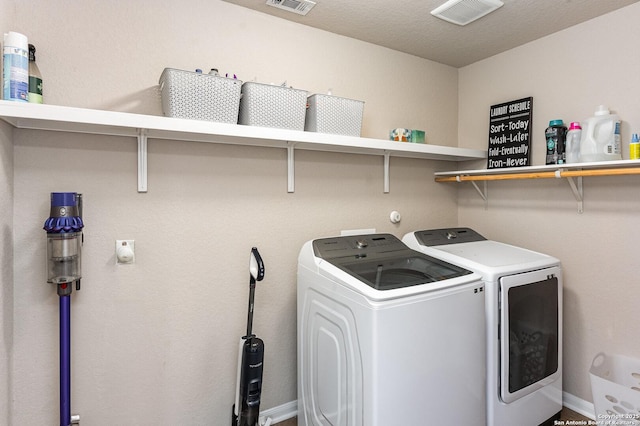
[238, 82, 307, 131]
[305, 94, 364, 137]
[159, 68, 242, 123]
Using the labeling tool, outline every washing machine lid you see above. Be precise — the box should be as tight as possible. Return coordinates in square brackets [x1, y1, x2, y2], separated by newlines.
[312, 234, 473, 291]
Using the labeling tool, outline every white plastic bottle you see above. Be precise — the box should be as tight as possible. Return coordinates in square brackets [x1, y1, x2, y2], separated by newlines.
[578, 105, 622, 162]
[2, 31, 29, 102]
[565, 122, 582, 163]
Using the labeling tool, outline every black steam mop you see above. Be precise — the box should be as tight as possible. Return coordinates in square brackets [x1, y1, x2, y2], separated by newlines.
[232, 247, 272, 426]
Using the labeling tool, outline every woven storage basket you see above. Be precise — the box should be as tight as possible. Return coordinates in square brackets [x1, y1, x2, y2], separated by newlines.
[305, 94, 364, 137]
[159, 68, 242, 123]
[590, 353, 640, 425]
[238, 82, 307, 131]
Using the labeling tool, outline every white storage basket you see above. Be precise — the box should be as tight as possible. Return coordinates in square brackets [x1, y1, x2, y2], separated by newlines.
[590, 352, 640, 426]
[159, 68, 242, 123]
[305, 94, 364, 137]
[238, 82, 307, 131]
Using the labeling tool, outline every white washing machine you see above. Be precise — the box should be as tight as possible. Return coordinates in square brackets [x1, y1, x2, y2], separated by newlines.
[297, 233, 486, 426]
[403, 228, 563, 426]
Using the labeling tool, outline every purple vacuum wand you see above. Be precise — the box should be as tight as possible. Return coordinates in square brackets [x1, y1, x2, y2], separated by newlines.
[43, 192, 84, 426]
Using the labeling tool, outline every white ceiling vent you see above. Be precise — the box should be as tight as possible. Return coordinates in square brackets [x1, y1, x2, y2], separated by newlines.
[266, 0, 316, 16]
[431, 0, 503, 26]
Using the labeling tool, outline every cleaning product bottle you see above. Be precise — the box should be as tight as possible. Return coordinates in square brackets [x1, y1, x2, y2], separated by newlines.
[545, 120, 567, 165]
[630, 133, 640, 160]
[578, 105, 622, 162]
[28, 44, 43, 104]
[2, 31, 29, 102]
[565, 122, 582, 163]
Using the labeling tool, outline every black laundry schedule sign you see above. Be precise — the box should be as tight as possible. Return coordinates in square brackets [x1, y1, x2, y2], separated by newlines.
[487, 97, 533, 169]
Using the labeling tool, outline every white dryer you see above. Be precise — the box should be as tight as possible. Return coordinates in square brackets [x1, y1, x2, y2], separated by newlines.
[297, 233, 486, 426]
[403, 228, 563, 426]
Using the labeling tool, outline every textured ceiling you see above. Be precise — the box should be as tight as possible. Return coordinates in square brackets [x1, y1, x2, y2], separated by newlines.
[223, 0, 639, 67]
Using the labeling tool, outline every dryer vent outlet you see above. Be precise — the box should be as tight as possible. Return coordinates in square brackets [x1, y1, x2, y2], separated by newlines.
[266, 0, 316, 16]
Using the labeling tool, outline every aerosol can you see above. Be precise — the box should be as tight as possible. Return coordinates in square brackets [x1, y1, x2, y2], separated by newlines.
[232, 248, 272, 426]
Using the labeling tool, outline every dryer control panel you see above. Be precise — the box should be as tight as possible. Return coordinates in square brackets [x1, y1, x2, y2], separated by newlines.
[414, 227, 486, 246]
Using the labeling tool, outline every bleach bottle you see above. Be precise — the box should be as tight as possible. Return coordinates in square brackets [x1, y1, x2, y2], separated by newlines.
[579, 105, 622, 162]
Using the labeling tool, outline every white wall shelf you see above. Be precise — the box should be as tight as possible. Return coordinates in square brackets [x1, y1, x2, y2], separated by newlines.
[0, 100, 486, 193]
[435, 160, 640, 213]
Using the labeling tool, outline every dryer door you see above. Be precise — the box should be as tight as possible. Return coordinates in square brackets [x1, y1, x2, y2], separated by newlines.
[499, 266, 562, 403]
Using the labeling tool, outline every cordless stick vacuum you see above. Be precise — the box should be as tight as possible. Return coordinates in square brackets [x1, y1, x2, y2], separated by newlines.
[232, 247, 271, 426]
[43, 192, 84, 426]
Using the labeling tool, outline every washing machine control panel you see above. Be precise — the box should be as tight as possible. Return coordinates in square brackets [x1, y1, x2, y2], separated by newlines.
[312, 233, 474, 290]
[313, 233, 404, 259]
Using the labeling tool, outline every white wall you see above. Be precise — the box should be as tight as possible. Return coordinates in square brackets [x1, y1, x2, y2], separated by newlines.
[10, 0, 636, 422]
[15, 0, 458, 146]
[4, 1, 461, 424]
[1, 1, 16, 423]
[0, 121, 13, 426]
[458, 3, 640, 405]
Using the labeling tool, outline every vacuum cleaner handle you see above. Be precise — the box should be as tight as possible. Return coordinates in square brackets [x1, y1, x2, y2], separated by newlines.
[249, 247, 265, 284]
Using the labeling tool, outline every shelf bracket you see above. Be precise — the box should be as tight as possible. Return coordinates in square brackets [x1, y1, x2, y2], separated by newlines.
[137, 129, 148, 193]
[470, 180, 488, 209]
[566, 175, 583, 213]
[556, 169, 583, 213]
[287, 141, 295, 193]
[384, 151, 390, 193]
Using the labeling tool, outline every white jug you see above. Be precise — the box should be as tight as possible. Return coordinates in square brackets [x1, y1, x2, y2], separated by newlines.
[578, 105, 621, 162]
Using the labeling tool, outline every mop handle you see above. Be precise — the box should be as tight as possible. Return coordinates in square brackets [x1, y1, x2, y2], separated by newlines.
[246, 285, 256, 338]
[246, 248, 265, 338]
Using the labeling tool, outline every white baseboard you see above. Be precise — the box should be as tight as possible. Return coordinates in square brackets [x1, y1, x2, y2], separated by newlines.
[261, 400, 297, 423]
[563, 391, 595, 420]
[267, 394, 594, 423]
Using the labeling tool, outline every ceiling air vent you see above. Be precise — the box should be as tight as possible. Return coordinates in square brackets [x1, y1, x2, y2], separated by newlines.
[431, 0, 503, 26]
[266, 0, 316, 16]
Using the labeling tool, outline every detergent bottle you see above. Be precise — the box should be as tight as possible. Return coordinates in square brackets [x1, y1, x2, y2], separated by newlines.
[630, 133, 640, 160]
[545, 120, 567, 165]
[578, 105, 622, 162]
[565, 122, 582, 163]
